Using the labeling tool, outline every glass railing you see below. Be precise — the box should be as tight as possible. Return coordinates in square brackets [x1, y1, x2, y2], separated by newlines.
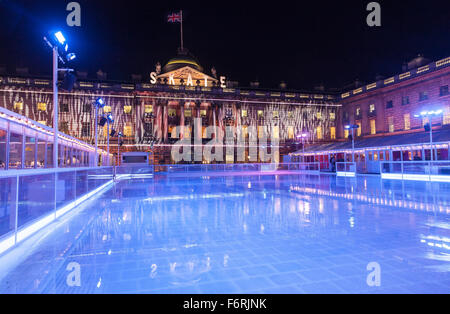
[336, 162, 356, 173]
[148, 162, 321, 174]
[380, 161, 450, 181]
[0, 167, 113, 254]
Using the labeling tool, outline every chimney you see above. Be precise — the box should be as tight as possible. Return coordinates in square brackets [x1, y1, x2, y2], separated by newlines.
[76, 71, 88, 79]
[96, 69, 107, 80]
[16, 67, 29, 76]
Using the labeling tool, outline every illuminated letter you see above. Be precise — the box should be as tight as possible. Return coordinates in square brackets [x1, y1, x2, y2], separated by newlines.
[220, 76, 226, 89]
[366, 262, 381, 287]
[366, 2, 381, 27]
[187, 73, 194, 86]
[203, 126, 223, 162]
[66, 262, 81, 287]
[66, 2, 81, 27]
[171, 126, 191, 162]
[150, 72, 157, 84]
[168, 74, 175, 85]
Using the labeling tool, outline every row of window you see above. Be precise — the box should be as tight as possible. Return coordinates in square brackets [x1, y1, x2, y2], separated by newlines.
[349, 85, 449, 118]
[12, 102, 338, 122]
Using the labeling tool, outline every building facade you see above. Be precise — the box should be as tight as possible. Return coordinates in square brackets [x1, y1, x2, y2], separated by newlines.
[1, 51, 450, 166]
[0, 50, 340, 164]
[338, 55, 450, 140]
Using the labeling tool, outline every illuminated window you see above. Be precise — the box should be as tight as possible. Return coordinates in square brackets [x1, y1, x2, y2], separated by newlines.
[370, 119, 376, 135]
[273, 111, 279, 118]
[288, 111, 294, 118]
[388, 116, 394, 133]
[444, 107, 450, 125]
[258, 126, 264, 138]
[124, 105, 132, 114]
[404, 114, 411, 130]
[169, 108, 176, 117]
[200, 109, 207, 117]
[330, 112, 335, 120]
[241, 109, 248, 118]
[288, 126, 294, 139]
[38, 121, 46, 126]
[356, 122, 362, 136]
[330, 127, 336, 140]
[184, 126, 191, 138]
[316, 126, 322, 140]
[202, 126, 207, 138]
[124, 124, 133, 137]
[37, 102, 47, 112]
[316, 112, 322, 119]
[144, 105, 153, 113]
[344, 129, 349, 139]
[257, 110, 264, 118]
[272, 126, 279, 139]
[184, 109, 192, 117]
[369, 104, 375, 113]
[14, 101, 23, 110]
[103, 106, 112, 113]
[242, 125, 248, 138]
[356, 107, 361, 116]
[168, 126, 174, 138]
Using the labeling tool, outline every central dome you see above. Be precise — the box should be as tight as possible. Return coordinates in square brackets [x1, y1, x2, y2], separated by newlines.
[162, 48, 203, 73]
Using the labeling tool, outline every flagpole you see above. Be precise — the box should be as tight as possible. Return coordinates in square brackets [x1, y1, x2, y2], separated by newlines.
[180, 10, 184, 50]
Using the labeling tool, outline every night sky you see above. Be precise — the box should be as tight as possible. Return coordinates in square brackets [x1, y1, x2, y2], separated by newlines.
[0, 0, 449, 91]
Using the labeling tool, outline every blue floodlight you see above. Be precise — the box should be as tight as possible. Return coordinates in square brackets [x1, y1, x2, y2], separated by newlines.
[66, 53, 76, 61]
[415, 109, 443, 118]
[106, 114, 114, 123]
[54, 31, 66, 45]
[95, 98, 105, 107]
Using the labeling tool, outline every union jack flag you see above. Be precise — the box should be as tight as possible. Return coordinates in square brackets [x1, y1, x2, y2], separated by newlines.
[168, 12, 182, 23]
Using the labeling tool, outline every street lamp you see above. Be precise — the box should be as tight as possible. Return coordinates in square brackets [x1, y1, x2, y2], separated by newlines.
[43, 31, 77, 168]
[344, 124, 359, 162]
[94, 97, 105, 166]
[117, 132, 123, 166]
[296, 133, 308, 162]
[106, 113, 114, 165]
[414, 110, 443, 161]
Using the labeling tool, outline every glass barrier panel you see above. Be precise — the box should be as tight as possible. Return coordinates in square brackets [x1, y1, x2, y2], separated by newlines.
[17, 173, 55, 228]
[76, 170, 89, 197]
[25, 136, 35, 168]
[55, 171, 77, 209]
[0, 177, 18, 238]
[9, 132, 22, 169]
[0, 128, 6, 170]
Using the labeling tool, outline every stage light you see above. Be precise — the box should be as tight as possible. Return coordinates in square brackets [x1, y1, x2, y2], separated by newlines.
[66, 53, 76, 61]
[64, 43, 69, 52]
[54, 31, 66, 45]
[95, 98, 105, 108]
[106, 114, 114, 123]
[99, 117, 107, 127]
[118, 132, 123, 137]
